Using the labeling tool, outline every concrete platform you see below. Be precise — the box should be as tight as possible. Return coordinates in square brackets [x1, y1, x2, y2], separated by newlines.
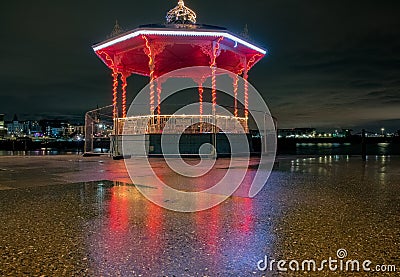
[0, 155, 399, 276]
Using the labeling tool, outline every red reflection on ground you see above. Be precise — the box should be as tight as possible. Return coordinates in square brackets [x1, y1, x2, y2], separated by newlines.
[103, 160, 131, 184]
[235, 197, 254, 234]
[145, 185, 165, 260]
[146, 202, 164, 236]
[195, 204, 220, 254]
[97, 183, 166, 271]
[233, 168, 257, 198]
[108, 185, 129, 232]
[149, 158, 226, 192]
[100, 185, 132, 266]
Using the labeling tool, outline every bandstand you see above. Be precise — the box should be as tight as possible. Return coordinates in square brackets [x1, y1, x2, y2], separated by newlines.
[92, 0, 267, 157]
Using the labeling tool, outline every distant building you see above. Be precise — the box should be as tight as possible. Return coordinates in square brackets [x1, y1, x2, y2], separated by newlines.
[6, 116, 44, 137]
[39, 119, 63, 137]
[7, 114, 23, 137]
[278, 128, 316, 138]
[73, 125, 85, 136]
[2, 115, 86, 139]
[332, 129, 352, 138]
[46, 126, 64, 137]
[0, 114, 6, 138]
[23, 121, 42, 136]
[63, 123, 85, 137]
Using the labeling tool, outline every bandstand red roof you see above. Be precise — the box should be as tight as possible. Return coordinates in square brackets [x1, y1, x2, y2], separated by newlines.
[92, 24, 267, 78]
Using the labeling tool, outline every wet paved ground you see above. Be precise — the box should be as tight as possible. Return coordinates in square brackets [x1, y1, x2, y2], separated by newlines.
[0, 155, 399, 276]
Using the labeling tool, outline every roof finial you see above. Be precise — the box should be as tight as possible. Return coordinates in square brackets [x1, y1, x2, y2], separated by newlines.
[166, 0, 197, 25]
[241, 24, 250, 40]
[109, 20, 124, 38]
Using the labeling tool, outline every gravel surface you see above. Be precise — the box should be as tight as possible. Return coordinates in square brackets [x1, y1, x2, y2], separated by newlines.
[0, 155, 399, 276]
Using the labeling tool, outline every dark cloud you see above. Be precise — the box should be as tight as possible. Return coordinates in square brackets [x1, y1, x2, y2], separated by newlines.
[0, 0, 399, 131]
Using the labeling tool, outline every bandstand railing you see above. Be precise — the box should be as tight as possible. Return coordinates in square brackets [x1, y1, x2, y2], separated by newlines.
[115, 115, 249, 135]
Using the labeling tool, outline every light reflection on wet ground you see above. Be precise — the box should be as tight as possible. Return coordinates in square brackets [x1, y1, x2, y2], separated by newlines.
[85, 183, 276, 276]
[0, 156, 399, 276]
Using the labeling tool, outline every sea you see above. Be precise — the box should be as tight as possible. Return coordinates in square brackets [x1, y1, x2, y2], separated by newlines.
[1, 142, 399, 156]
[279, 142, 400, 156]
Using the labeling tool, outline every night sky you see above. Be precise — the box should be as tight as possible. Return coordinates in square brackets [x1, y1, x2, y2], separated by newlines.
[1, 0, 399, 131]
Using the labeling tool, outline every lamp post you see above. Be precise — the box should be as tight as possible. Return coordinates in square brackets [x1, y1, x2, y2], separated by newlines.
[381, 128, 385, 137]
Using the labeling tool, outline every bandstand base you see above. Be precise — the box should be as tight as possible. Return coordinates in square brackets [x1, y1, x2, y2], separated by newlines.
[110, 133, 254, 158]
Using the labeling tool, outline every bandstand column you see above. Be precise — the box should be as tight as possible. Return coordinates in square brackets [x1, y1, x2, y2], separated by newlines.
[193, 77, 206, 133]
[211, 67, 216, 115]
[243, 65, 249, 119]
[210, 37, 224, 114]
[96, 51, 120, 120]
[243, 54, 262, 120]
[142, 36, 169, 117]
[142, 35, 156, 115]
[156, 79, 162, 115]
[194, 78, 205, 116]
[112, 69, 119, 119]
[232, 73, 239, 117]
[120, 73, 128, 118]
[198, 84, 204, 116]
